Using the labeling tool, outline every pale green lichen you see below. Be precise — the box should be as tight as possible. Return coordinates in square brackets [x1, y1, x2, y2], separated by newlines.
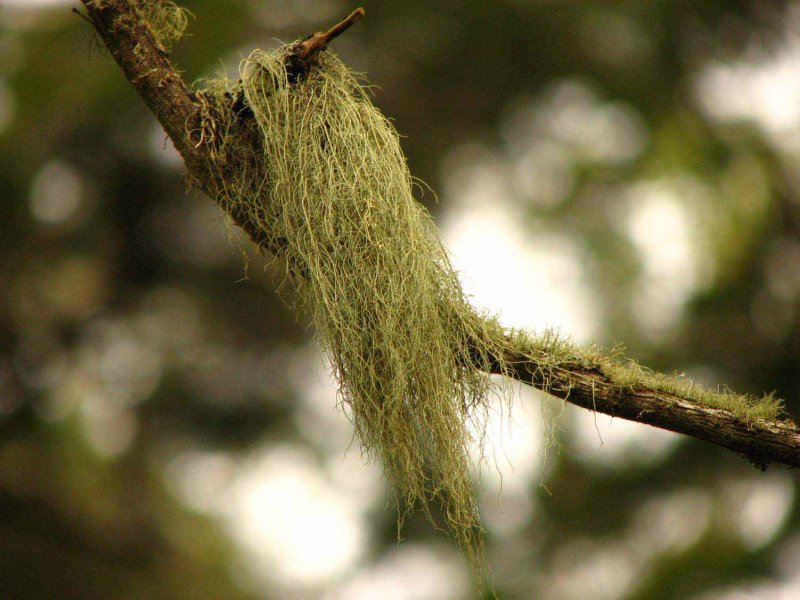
[133, 0, 191, 52]
[198, 51, 520, 588]
[193, 43, 786, 593]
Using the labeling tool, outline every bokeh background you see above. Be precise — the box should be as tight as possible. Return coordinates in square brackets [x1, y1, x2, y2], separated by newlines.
[2, 0, 800, 598]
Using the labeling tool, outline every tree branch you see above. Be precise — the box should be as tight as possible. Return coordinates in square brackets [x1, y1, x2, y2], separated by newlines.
[497, 350, 800, 468]
[79, 0, 800, 469]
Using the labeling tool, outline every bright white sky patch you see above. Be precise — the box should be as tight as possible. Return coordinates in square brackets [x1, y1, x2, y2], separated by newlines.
[165, 450, 237, 514]
[1, 0, 73, 30]
[624, 178, 707, 337]
[445, 204, 594, 339]
[570, 409, 680, 467]
[695, 10, 800, 153]
[691, 579, 800, 600]
[473, 386, 545, 536]
[29, 160, 86, 226]
[2, 0, 71, 5]
[474, 386, 544, 494]
[440, 143, 596, 342]
[502, 80, 647, 168]
[226, 445, 367, 588]
[499, 79, 646, 211]
[529, 81, 647, 164]
[545, 538, 642, 600]
[721, 474, 795, 551]
[164, 443, 379, 594]
[629, 487, 712, 557]
[290, 343, 370, 452]
[325, 543, 470, 600]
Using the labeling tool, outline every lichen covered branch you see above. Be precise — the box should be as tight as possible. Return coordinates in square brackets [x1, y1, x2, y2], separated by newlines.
[79, 0, 799, 481]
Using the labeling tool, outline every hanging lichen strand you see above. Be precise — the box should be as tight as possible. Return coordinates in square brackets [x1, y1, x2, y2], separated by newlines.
[201, 49, 516, 585]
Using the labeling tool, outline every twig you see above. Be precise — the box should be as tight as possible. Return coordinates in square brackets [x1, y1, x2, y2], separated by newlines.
[285, 7, 366, 80]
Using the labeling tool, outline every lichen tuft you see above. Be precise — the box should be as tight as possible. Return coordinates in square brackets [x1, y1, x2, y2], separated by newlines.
[200, 49, 518, 587]
[133, 0, 191, 52]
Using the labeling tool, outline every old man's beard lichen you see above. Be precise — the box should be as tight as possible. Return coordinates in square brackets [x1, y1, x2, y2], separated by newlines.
[200, 48, 517, 584]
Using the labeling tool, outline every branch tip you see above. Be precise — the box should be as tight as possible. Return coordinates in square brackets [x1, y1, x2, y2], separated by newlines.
[287, 7, 366, 76]
[322, 7, 366, 45]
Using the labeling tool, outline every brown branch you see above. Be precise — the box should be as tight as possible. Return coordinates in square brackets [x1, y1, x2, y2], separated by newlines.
[82, 2, 200, 165]
[496, 352, 800, 469]
[79, 1, 800, 469]
[286, 7, 366, 80]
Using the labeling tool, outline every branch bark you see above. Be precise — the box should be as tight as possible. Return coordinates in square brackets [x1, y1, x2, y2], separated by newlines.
[79, 0, 800, 469]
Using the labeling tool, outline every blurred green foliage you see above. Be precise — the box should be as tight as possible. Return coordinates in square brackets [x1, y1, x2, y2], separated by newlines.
[1, 1, 799, 598]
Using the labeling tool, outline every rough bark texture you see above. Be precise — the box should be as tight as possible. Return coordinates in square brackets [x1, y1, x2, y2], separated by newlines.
[80, 0, 800, 469]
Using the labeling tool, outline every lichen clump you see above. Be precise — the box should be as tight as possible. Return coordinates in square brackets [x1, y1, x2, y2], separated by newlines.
[133, 0, 190, 52]
[203, 49, 513, 581]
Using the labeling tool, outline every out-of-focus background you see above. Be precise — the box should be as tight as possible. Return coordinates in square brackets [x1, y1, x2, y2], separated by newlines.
[2, 0, 800, 598]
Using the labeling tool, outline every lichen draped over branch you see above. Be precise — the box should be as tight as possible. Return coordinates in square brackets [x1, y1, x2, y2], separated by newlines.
[193, 45, 787, 587]
[200, 50, 517, 579]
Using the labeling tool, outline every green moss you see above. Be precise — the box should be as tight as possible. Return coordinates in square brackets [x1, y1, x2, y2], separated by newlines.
[604, 359, 784, 421]
[508, 328, 785, 423]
